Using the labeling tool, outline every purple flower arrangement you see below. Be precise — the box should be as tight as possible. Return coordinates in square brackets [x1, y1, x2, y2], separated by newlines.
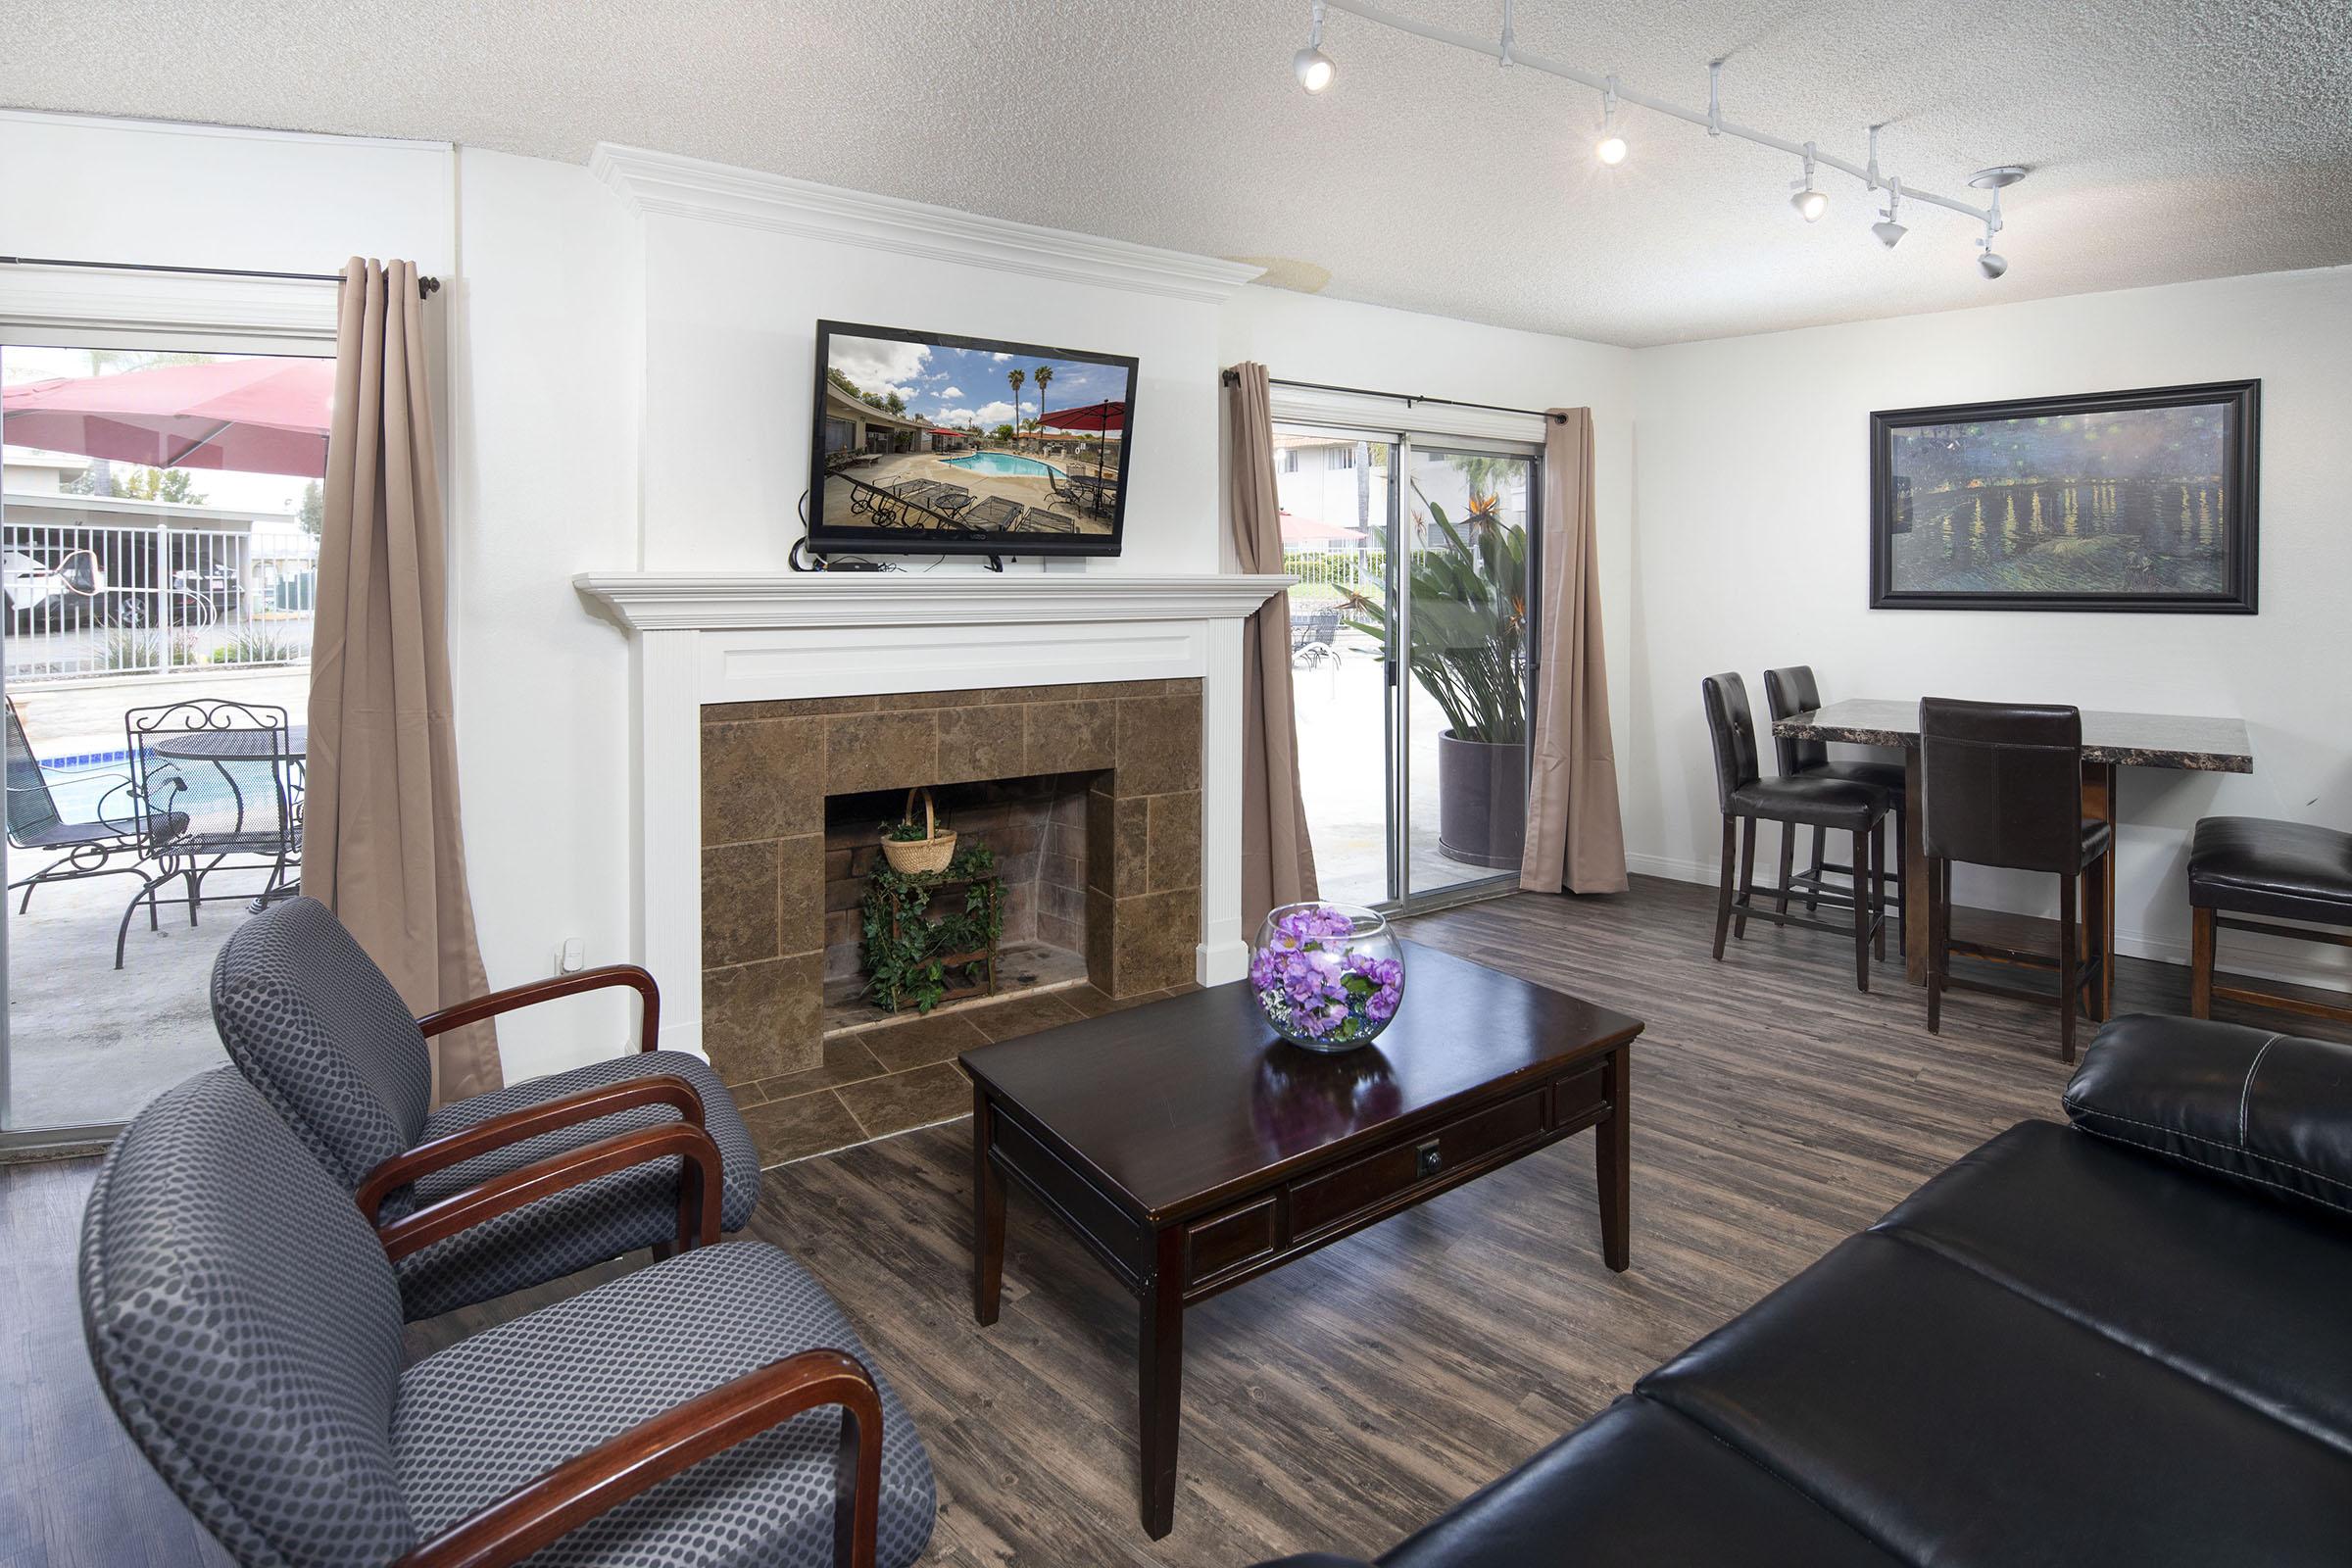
[1250, 902, 1406, 1051]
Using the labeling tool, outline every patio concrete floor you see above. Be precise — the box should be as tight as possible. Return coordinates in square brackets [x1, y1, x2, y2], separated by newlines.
[4, 668, 306, 1133]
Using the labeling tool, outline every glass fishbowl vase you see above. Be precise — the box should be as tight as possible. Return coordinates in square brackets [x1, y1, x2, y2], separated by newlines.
[1249, 903, 1406, 1052]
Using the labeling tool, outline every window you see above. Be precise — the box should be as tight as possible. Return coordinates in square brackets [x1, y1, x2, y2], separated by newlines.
[2, 338, 327, 1141]
[1329, 445, 1355, 470]
[1279, 448, 1299, 474]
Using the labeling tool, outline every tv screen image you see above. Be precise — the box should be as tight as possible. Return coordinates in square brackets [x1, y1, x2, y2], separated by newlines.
[809, 319, 1138, 559]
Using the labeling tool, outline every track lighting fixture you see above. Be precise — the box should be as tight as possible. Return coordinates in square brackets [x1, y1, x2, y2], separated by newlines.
[1294, 0, 1335, 93]
[1872, 178, 1907, 248]
[1288, 3, 2031, 279]
[1789, 145, 1828, 221]
[1594, 76, 1628, 166]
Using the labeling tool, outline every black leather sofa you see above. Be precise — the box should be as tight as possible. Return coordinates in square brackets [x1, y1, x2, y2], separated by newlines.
[1256, 1013, 2352, 1566]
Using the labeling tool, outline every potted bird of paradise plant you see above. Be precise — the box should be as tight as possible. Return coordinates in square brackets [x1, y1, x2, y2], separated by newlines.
[1339, 485, 1532, 868]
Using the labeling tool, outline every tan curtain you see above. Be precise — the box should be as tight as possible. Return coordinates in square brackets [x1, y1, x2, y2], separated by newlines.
[1226, 363, 1319, 928]
[306, 257, 500, 1102]
[1520, 408, 1628, 895]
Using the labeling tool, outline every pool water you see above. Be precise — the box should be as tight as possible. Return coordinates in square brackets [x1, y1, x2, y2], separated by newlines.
[944, 452, 1065, 479]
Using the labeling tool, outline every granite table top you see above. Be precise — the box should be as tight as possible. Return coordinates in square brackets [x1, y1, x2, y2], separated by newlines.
[1773, 698, 2253, 773]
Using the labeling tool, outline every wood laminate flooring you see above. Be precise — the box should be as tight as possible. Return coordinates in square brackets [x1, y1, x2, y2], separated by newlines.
[10, 876, 2347, 1567]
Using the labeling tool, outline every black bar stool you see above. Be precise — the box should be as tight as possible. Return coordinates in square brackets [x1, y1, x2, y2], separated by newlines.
[1764, 665, 1905, 942]
[2188, 816, 2352, 1025]
[1702, 673, 1888, 991]
[1919, 698, 2110, 1060]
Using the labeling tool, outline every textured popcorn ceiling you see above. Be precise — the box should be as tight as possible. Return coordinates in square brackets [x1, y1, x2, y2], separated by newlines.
[4, 0, 2349, 346]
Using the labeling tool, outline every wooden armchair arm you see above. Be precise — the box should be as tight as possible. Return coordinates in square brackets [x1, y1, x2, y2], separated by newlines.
[376, 1121, 724, 1262]
[418, 963, 661, 1054]
[356, 1073, 709, 1225]
[391, 1348, 883, 1568]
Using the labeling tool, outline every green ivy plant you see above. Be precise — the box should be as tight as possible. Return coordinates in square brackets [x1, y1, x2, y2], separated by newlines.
[860, 843, 1004, 1014]
[881, 815, 934, 843]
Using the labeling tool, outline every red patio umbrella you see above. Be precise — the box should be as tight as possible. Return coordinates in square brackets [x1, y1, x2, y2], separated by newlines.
[1, 356, 333, 477]
[1039, 399, 1125, 479]
[1279, 508, 1365, 544]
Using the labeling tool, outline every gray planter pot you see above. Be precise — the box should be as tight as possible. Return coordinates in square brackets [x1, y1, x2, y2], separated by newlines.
[1436, 730, 1528, 869]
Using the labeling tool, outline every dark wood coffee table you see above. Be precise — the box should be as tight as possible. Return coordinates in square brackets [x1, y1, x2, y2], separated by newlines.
[960, 939, 1642, 1538]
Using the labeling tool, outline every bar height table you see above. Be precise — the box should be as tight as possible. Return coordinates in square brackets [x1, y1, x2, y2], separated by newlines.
[1772, 700, 2252, 1008]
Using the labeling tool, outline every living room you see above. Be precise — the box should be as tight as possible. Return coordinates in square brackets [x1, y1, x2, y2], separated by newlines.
[5, 4, 2351, 1565]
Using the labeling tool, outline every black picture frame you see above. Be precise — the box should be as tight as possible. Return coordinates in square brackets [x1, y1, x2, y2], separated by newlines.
[807, 318, 1138, 560]
[1868, 379, 2259, 613]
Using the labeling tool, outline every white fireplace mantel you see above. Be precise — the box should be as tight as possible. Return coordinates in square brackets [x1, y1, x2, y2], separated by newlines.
[574, 570, 1292, 1058]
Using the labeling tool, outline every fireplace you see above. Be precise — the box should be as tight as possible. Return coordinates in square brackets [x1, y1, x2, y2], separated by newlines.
[573, 570, 1290, 1161]
[699, 680, 1202, 1090]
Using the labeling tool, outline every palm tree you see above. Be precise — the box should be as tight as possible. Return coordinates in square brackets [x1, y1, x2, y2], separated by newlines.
[1006, 368, 1025, 446]
[1032, 365, 1054, 448]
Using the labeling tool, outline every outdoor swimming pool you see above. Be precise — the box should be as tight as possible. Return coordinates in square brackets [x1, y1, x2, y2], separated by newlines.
[945, 452, 1065, 479]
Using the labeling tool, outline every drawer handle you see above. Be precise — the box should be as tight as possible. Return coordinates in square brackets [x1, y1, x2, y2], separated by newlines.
[1416, 1139, 1443, 1179]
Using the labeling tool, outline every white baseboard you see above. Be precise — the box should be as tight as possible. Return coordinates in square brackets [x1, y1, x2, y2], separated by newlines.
[1624, 852, 2352, 1000]
[1198, 938, 1249, 988]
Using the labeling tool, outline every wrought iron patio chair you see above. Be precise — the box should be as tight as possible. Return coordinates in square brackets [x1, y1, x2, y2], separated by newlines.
[1290, 607, 1342, 668]
[3, 696, 182, 916]
[116, 699, 301, 967]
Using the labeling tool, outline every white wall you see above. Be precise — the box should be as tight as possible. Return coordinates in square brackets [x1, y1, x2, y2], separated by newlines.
[637, 211, 1225, 574]
[1217, 287, 1640, 799]
[1627, 267, 2352, 988]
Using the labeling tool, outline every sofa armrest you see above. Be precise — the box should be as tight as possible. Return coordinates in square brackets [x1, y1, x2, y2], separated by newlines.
[375, 1121, 725, 1261]
[2064, 1012, 2352, 1218]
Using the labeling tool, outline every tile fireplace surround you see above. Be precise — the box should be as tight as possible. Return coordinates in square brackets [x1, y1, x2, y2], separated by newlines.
[574, 572, 1292, 1113]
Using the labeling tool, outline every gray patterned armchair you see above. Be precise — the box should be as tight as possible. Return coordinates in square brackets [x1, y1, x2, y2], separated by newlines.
[79, 1067, 938, 1568]
[209, 896, 761, 1319]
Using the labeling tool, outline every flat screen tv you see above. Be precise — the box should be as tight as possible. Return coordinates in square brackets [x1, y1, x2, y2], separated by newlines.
[808, 319, 1137, 559]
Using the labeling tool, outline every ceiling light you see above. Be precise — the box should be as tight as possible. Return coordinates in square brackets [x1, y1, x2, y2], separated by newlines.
[1872, 178, 1906, 248]
[1294, 1, 1335, 92]
[1595, 76, 1628, 166]
[1978, 248, 2008, 280]
[1790, 145, 1828, 221]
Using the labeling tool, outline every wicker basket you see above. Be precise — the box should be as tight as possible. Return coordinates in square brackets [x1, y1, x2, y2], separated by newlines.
[880, 786, 957, 874]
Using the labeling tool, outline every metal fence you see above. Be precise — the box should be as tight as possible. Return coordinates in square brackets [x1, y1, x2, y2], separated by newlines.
[1284, 547, 1389, 597]
[2, 521, 318, 686]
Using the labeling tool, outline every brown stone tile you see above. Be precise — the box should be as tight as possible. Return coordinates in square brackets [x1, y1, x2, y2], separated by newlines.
[702, 951, 824, 1083]
[874, 688, 1020, 710]
[742, 1090, 868, 1167]
[1165, 677, 1203, 697]
[1113, 886, 1199, 993]
[1085, 886, 1116, 990]
[825, 875, 865, 913]
[1054, 982, 1123, 1017]
[1038, 911, 1081, 952]
[964, 989, 1087, 1043]
[1087, 794, 1147, 898]
[1024, 700, 1116, 774]
[1043, 851, 1081, 892]
[937, 705, 1025, 785]
[776, 833, 825, 955]
[1113, 695, 1202, 795]
[1146, 792, 1202, 894]
[858, 1009, 991, 1073]
[706, 696, 880, 719]
[825, 710, 938, 795]
[745, 1036, 888, 1102]
[1040, 880, 1086, 925]
[702, 718, 822, 845]
[990, 818, 1044, 858]
[823, 846, 853, 879]
[702, 841, 780, 968]
[837, 1061, 972, 1140]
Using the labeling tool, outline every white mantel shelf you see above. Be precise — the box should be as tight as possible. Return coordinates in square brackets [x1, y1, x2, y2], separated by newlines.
[582, 568, 1289, 1060]
[574, 571, 1294, 632]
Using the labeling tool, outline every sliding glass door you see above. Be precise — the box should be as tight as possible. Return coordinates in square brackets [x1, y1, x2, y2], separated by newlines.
[1279, 422, 1540, 914]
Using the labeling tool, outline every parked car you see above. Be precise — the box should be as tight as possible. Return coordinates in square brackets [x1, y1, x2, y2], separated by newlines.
[171, 564, 243, 616]
[2, 548, 105, 628]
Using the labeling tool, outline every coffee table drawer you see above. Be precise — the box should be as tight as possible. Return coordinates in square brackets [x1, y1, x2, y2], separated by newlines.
[1185, 1196, 1279, 1287]
[1288, 1084, 1551, 1239]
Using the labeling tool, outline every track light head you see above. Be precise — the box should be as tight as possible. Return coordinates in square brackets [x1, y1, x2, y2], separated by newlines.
[1872, 179, 1904, 248]
[1872, 218, 1908, 249]
[1790, 187, 1829, 221]
[1595, 76, 1627, 165]
[1294, 2, 1335, 92]
[1978, 249, 2008, 280]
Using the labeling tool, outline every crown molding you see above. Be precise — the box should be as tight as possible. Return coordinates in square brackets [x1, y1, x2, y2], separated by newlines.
[574, 571, 1292, 633]
[588, 143, 1264, 305]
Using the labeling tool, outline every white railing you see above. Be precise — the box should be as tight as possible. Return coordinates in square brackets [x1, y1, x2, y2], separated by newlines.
[2, 521, 318, 685]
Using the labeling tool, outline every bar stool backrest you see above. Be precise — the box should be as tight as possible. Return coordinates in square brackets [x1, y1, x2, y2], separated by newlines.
[1763, 665, 1826, 777]
[1700, 673, 1761, 812]
[1920, 697, 2084, 874]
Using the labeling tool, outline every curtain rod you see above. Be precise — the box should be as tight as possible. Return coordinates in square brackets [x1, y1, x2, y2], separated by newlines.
[0, 255, 440, 298]
[1221, 368, 1565, 424]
